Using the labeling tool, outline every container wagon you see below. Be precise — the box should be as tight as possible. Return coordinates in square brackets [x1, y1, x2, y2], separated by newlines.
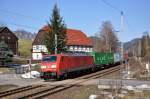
[88, 52, 114, 69]
[114, 52, 122, 65]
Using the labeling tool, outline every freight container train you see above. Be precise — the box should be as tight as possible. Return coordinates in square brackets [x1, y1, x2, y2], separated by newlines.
[40, 52, 122, 80]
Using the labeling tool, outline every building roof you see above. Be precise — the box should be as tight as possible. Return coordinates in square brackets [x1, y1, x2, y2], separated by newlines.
[33, 26, 92, 46]
[0, 27, 6, 32]
[0, 27, 18, 40]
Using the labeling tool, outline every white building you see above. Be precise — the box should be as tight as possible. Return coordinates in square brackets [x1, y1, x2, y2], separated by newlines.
[32, 26, 93, 60]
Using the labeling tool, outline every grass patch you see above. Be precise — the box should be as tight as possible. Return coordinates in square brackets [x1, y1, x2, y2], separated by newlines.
[18, 39, 32, 58]
[121, 90, 150, 99]
[31, 64, 41, 72]
[2, 57, 28, 66]
[0, 85, 18, 92]
[69, 86, 150, 99]
[0, 67, 15, 74]
[60, 85, 101, 99]
[12, 58, 27, 64]
[72, 86, 98, 99]
[143, 90, 150, 97]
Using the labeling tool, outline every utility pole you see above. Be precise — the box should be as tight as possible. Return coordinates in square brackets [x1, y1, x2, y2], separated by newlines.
[27, 59, 31, 78]
[120, 11, 124, 62]
[120, 11, 124, 91]
[100, 0, 125, 93]
[55, 33, 57, 54]
[120, 11, 124, 32]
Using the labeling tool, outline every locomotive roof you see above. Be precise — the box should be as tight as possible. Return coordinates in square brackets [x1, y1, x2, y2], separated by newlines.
[43, 53, 91, 57]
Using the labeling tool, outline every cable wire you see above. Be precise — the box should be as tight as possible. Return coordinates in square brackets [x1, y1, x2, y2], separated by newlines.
[100, 0, 122, 13]
[8, 22, 39, 30]
[0, 8, 44, 23]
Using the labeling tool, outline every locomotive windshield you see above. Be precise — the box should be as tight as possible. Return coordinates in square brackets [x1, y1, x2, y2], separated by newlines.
[42, 56, 57, 62]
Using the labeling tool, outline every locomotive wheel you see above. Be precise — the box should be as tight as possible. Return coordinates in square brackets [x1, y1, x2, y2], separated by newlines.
[64, 72, 68, 78]
[44, 77, 50, 81]
[91, 68, 96, 72]
[43, 72, 51, 81]
[56, 75, 63, 81]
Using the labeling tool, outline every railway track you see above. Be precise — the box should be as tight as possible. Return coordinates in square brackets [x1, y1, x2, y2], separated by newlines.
[17, 65, 121, 99]
[0, 85, 43, 98]
[0, 65, 121, 99]
[77, 65, 120, 80]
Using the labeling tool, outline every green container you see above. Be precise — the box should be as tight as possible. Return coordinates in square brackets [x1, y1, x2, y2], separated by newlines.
[89, 52, 114, 66]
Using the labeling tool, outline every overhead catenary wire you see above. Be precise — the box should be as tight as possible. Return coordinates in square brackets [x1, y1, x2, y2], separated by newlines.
[7, 22, 39, 30]
[98, 0, 124, 32]
[0, 1, 135, 34]
[100, 0, 122, 13]
[0, 8, 45, 23]
[0, 18, 39, 30]
[0, 8, 45, 31]
[123, 15, 136, 34]
[100, 0, 136, 34]
[0, 21, 40, 32]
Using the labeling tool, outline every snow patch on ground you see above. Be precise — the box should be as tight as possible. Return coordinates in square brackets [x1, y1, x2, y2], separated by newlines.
[21, 71, 40, 79]
[89, 94, 98, 99]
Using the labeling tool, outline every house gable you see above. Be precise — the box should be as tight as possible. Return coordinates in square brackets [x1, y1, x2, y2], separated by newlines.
[0, 27, 18, 41]
[0, 27, 18, 54]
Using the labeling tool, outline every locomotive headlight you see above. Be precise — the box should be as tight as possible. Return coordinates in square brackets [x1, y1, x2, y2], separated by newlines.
[51, 64, 56, 68]
[41, 66, 46, 69]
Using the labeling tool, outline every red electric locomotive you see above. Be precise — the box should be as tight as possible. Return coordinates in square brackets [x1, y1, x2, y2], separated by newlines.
[40, 54, 94, 80]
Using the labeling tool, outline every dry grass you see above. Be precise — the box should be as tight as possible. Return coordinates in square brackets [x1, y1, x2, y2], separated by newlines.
[0, 67, 15, 74]
[31, 64, 41, 72]
[18, 39, 32, 58]
[0, 85, 18, 92]
[122, 90, 150, 99]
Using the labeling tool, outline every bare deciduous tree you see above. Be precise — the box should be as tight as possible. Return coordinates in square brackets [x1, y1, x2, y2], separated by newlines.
[100, 21, 118, 52]
[141, 31, 150, 57]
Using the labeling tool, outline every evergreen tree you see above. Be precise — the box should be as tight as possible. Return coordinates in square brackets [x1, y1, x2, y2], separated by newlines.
[0, 41, 8, 49]
[44, 4, 67, 54]
[0, 41, 13, 65]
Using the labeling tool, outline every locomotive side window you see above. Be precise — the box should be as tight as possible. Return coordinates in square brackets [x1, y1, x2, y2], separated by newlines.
[42, 56, 57, 62]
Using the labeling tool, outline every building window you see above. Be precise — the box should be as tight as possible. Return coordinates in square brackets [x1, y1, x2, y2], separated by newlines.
[69, 46, 73, 51]
[74, 46, 77, 51]
[33, 46, 36, 50]
[78, 47, 81, 51]
[1, 36, 4, 39]
[87, 48, 89, 52]
[8, 37, 11, 39]
[83, 47, 86, 51]
[90, 48, 92, 52]
[36, 46, 39, 49]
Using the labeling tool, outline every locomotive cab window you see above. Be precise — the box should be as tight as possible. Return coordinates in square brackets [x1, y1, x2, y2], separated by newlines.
[42, 56, 57, 62]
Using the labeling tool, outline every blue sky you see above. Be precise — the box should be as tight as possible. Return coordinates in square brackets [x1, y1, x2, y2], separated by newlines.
[0, 0, 150, 42]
